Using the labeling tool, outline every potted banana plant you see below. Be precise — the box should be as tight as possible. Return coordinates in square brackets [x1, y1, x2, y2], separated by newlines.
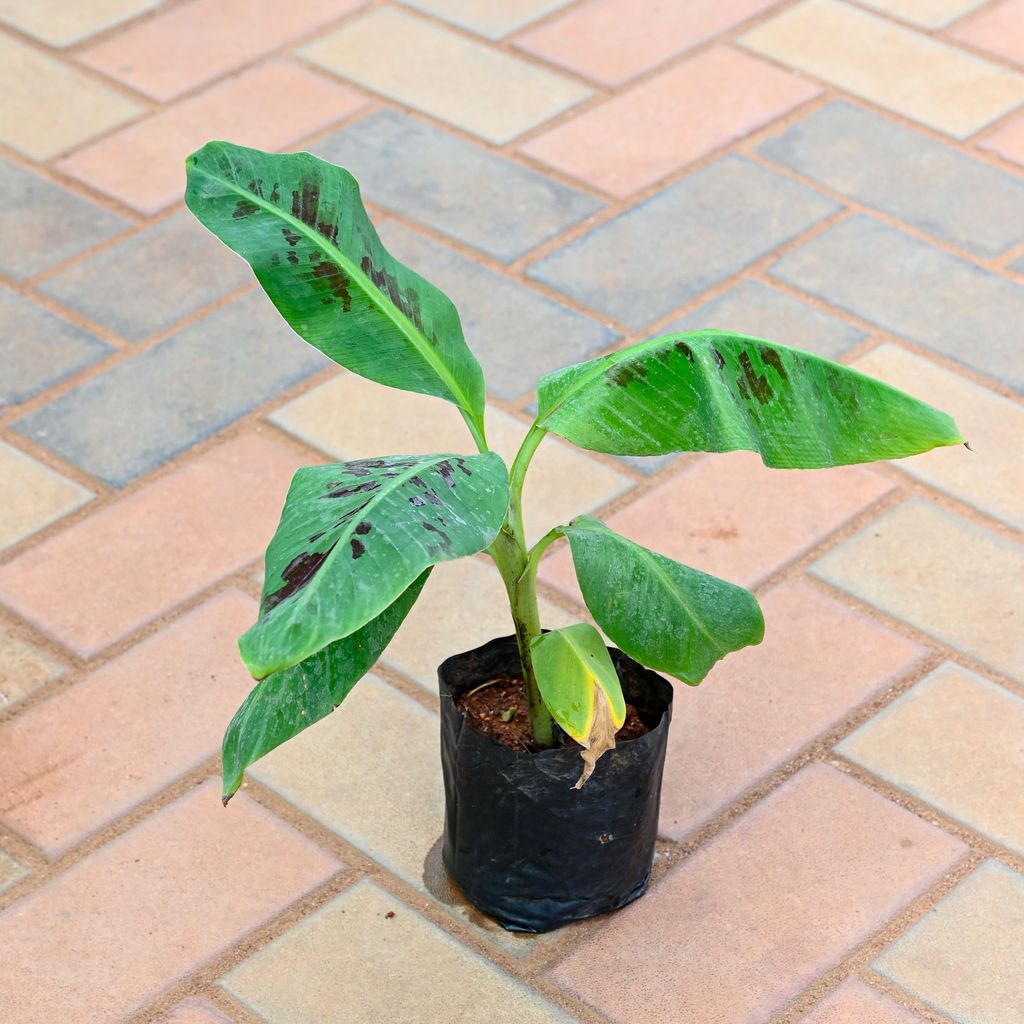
[184, 141, 962, 933]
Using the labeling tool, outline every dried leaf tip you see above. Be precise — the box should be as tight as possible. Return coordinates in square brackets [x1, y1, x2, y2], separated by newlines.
[572, 688, 618, 790]
[222, 792, 235, 808]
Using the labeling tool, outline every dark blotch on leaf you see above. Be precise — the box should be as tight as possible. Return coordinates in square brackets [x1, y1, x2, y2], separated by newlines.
[759, 346, 789, 381]
[438, 460, 456, 489]
[232, 198, 259, 219]
[738, 351, 774, 405]
[409, 494, 426, 507]
[606, 361, 647, 387]
[263, 542, 337, 614]
[354, 520, 372, 535]
[350, 538, 366, 559]
[281, 226, 300, 247]
[712, 348, 726, 370]
[310, 260, 352, 311]
[292, 178, 320, 228]
[674, 340, 695, 362]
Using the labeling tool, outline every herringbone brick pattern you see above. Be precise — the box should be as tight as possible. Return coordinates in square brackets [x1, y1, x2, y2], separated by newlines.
[1, 1, 1022, 1021]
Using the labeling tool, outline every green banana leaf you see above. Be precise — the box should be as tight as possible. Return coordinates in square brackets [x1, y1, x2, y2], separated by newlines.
[536, 331, 963, 467]
[559, 516, 764, 685]
[222, 571, 429, 803]
[241, 452, 508, 679]
[185, 141, 486, 444]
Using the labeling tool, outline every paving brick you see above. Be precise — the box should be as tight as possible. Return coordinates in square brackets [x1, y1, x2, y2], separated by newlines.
[550, 763, 966, 1024]
[515, 0, 784, 87]
[948, 0, 1024, 66]
[760, 99, 1024, 257]
[0, 288, 111, 405]
[0, 626, 63, 710]
[0, 850, 27, 894]
[542, 451, 892, 599]
[251, 675, 441, 889]
[873, 862, 1024, 1024]
[853, 343, 1024, 530]
[301, 7, 590, 144]
[382, 556, 577, 691]
[0, 591, 259, 858]
[0, 781, 340, 1024]
[269, 372, 631, 544]
[740, 0, 1024, 139]
[400, 0, 573, 38]
[978, 108, 1024, 167]
[0, 0, 157, 46]
[314, 109, 602, 262]
[799, 978, 928, 1024]
[78, 0, 364, 100]
[519, 47, 820, 199]
[0, 158, 129, 283]
[770, 214, 1024, 393]
[527, 155, 838, 329]
[656, 583, 926, 840]
[160, 1001, 236, 1024]
[667, 278, 865, 360]
[0, 433, 306, 658]
[14, 292, 328, 487]
[839, 664, 1024, 857]
[377, 219, 617, 400]
[812, 498, 1024, 682]
[58, 61, 368, 215]
[223, 880, 572, 1024]
[0, 32, 141, 161]
[857, 0, 988, 28]
[0, 441, 92, 552]
[38, 213, 251, 342]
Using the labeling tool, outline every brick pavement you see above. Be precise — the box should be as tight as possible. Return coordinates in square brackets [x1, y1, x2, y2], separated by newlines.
[1, 1, 1022, 1021]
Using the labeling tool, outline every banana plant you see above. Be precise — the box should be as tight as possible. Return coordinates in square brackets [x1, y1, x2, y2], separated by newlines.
[185, 141, 963, 800]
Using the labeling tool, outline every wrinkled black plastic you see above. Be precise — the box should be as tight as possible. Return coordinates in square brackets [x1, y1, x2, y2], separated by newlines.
[438, 634, 673, 933]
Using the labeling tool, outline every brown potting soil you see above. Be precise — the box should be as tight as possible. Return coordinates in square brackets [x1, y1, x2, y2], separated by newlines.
[455, 674, 649, 752]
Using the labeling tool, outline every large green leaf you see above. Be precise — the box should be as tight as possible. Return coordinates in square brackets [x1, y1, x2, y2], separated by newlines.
[185, 141, 486, 443]
[222, 571, 429, 804]
[536, 331, 963, 467]
[532, 623, 627, 788]
[242, 452, 508, 679]
[559, 516, 763, 685]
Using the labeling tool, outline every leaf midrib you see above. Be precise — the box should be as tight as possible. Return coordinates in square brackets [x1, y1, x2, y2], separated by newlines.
[193, 156, 478, 425]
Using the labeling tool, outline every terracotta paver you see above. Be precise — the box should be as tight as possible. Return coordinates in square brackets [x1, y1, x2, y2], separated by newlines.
[657, 583, 927, 839]
[58, 61, 368, 214]
[2, 1, 1021, 1017]
[519, 46, 820, 198]
[0, 781, 341, 1024]
[0, 590, 258, 858]
[300, 7, 591, 144]
[0, 626, 63, 710]
[0, 32, 142, 161]
[78, 0, 365, 100]
[740, 0, 1024, 138]
[873, 861, 1024, 1024]
[550, 764, 966, 1024]
[515, 0, 784, 86]
[223, 880, 573, 1023]
[799, 978, 928, 1023]
[0, 433, 305, 658]
[839, 663, 1024, 856]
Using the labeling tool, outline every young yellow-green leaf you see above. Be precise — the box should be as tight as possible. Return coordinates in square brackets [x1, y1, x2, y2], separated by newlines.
[536, 331, 963, 468]
[241, 452, 508, 680]
[559, 516, 763, 685]
[222, 571, 428, 804]
[185, 141, 486, 444]
[531, 623, 626, 787]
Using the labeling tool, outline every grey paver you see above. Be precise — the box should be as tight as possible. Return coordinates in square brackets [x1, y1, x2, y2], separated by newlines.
[14, 293, 327, 486]
[0, 157, 129, 282]
[760, 99, 1024, 258]
[667, 278, 865, 359]
[38, 213, 251, 341]
[771, 214, 1024, 392]
[378, 219, 617, 401]
[527, 155, 840, 329]
[1, 287, 111, 405]
[313, 109, 603, 262]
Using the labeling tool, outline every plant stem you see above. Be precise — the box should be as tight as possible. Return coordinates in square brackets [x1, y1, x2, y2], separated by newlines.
[487, 423, 555, 748]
